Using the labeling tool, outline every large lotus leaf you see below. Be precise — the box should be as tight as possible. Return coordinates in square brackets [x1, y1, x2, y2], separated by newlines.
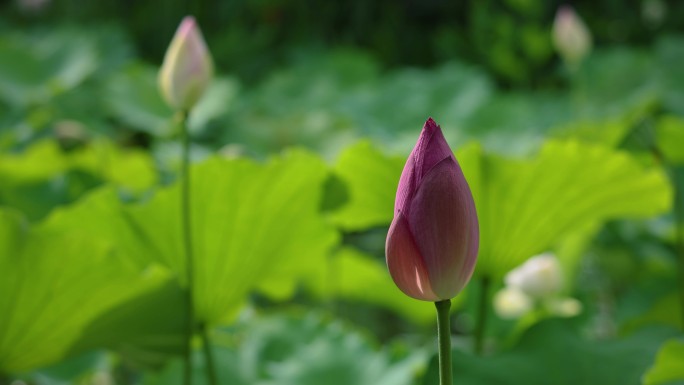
[68, 279, 187, 369]
[102, 62, 173, 136]
[0, 140, 157, 221]
[142, 312, 425, 385]
[0, 140, 157, 191]
[458, 92, 571, 156]
[643, 338, 684, 385]
[48, 151, 339, 325]
[551, 99, 657, 148]
[0, 30, 97, 106]
[328, 141, 405, 230]
[0, 208, 168, 374]
[422, 318, 678, 385]
[329, 140, 671, 278]
[303, 247, 435, 324]
[656, 115, 684, 164]
[572, 47, 660, 118]
[30, 188, 187, 369]
[621, 292, 683, 335]
[475, 140, 671, 277]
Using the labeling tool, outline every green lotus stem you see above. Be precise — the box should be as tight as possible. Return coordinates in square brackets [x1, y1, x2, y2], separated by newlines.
[474, 276, 491, 355]
[435, 299, 453, 385]
[200, 323, 219, 385]
[179, 110, 195, 385]
[677, 223, 684, 332]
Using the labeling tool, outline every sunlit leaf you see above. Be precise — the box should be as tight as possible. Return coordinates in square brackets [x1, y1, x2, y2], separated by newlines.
[0, 208, 167, 374]
[329, 141, 404, 230]
[472, 140, 671, 277]
[58, 151, 339, 325]
[656, 115, 684, 164]
[643, 338, 684, 385]
[307, 247, 434, 324]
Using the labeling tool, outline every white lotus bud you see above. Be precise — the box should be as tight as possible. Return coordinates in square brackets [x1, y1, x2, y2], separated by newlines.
[547, 297, 583, 317]
[494, 287, 533, 319]
[505, 253, 563, 299]
[552, 5, 592, 68]
[159, 16, 214, 111]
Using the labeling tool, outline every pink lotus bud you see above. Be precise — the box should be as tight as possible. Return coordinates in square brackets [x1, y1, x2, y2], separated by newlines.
[385, 118, 479, 301]
[159, 16, 214, 111]
[552, 5, 592, 68]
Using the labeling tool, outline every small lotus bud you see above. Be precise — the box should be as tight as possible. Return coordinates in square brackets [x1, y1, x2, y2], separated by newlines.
[505, 253, 563, 299]
[385, 118, 479, 301]
[159, 16, 214, 111]
[494, 287, 533, 319]
[547, 297, 582, 317]
[552, 5, 592, 68]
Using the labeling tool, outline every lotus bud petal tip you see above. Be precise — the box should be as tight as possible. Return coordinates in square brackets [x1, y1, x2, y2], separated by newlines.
[386, 118, 479, 301]
[159, 16, 214, 111]
[552, 5, 592, 68]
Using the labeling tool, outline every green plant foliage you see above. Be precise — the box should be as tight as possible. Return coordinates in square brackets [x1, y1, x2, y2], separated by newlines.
[0, 208, 168, 374]
[574, 48, 660, 118]
[328, 140, 671, 278]
[329, 141, 405, 230]
[0, 30, 97, 107]
[142, 312, 425, 385]
[1, 17, 683, 384]
[307, 247, 435, 324]
[657, 36, 684, 116]
[0, 140, 157, 220]
[103, 62, 240, 137]
[102, 63, 173, 137]
[622, 292, 683, 335]
[643, 338, 684, 385]
[228, 56, 494, 156]
[472, 140, 672, 277]
[69, 280, 187, 369]
[656, 115, 684, 164]
[422, 319, 679, 385]
[47, 151, 339, 325]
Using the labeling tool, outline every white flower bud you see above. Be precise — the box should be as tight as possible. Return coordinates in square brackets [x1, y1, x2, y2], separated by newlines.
[159, 16, 214, 111]
[505, 252, 563, 299]
[547, 297, 583, 317]
[494, 287, 533, 319]
[552, 6, 592, 68]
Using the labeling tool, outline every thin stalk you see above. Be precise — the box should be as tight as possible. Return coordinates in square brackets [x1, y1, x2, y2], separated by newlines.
[180, 110, 194, 385]
[200, 324, 219, 385]
[677, 233, 684, 331]
[474, 276, 491, 355]
[435, 299, 453, 385]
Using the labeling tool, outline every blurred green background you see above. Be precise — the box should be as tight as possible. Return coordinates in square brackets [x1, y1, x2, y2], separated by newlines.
[1, 0, 684, 384]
